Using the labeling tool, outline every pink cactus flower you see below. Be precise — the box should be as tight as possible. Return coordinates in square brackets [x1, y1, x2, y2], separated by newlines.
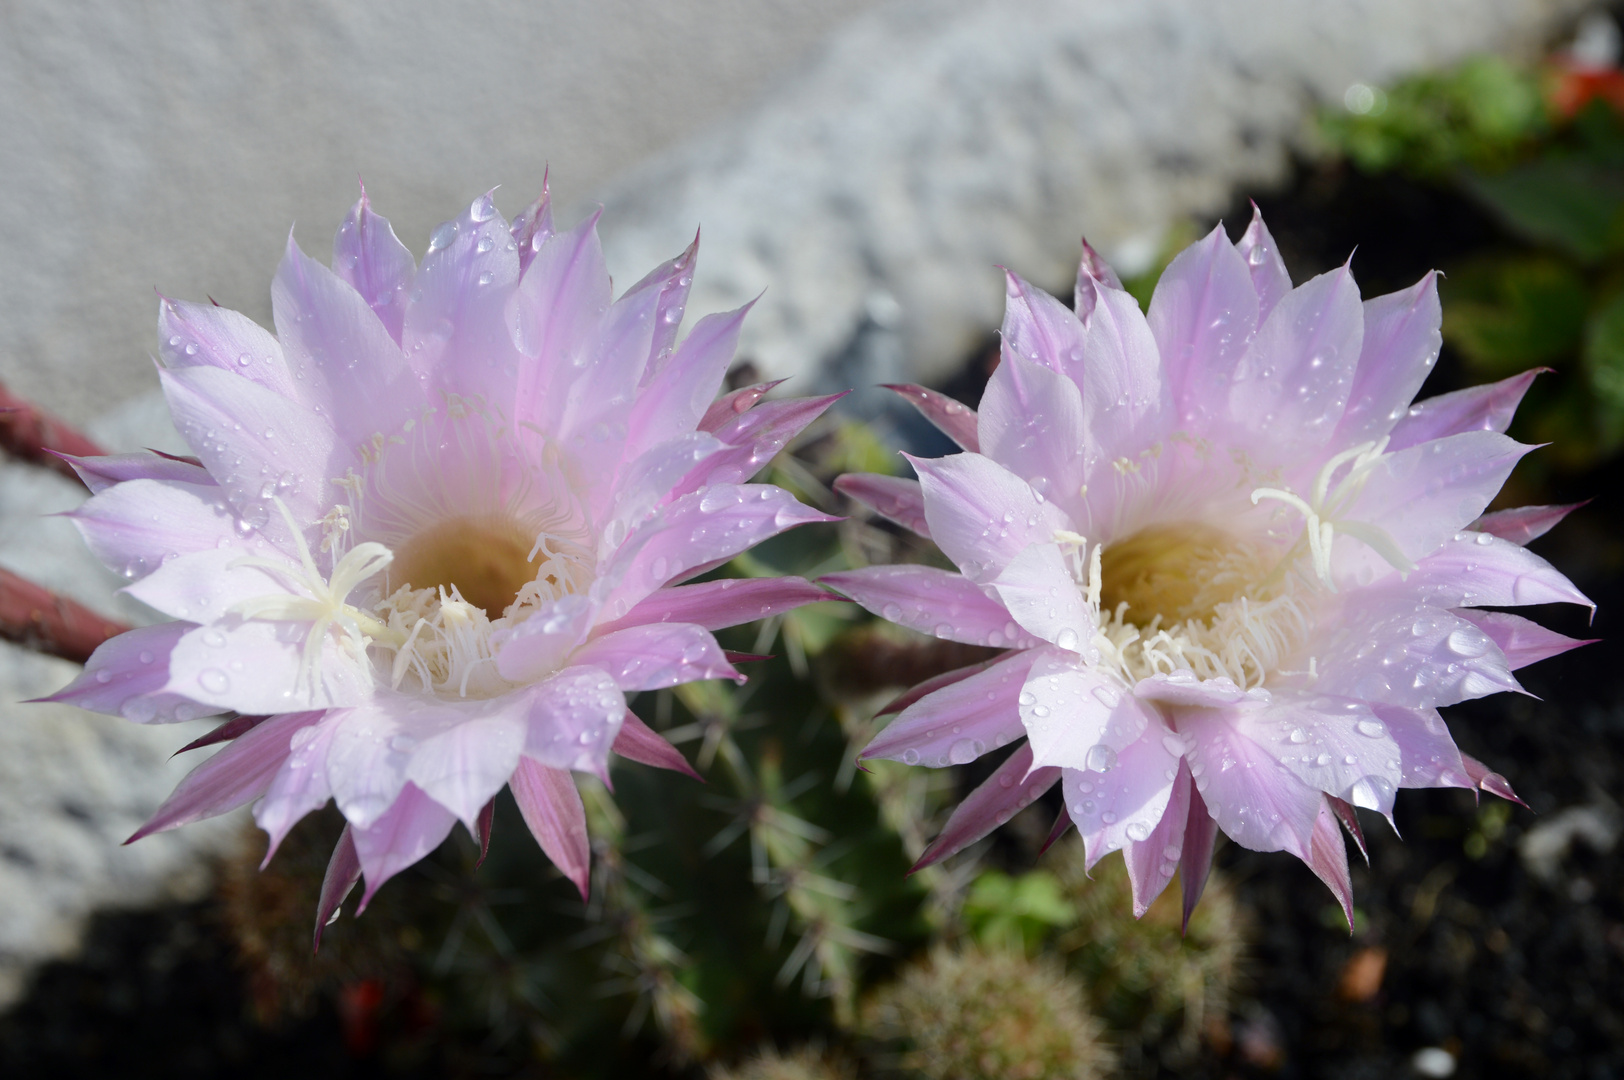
[825, 209, 1594, 925]
[49, 183, 839, 928]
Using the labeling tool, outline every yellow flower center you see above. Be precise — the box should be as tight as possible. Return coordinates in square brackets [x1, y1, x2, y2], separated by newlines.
[389, 514, 552, 620]
[1098, 522, 1265, 628]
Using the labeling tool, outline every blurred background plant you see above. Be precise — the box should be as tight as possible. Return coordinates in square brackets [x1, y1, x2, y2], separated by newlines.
[1317, 12, 1624, 480]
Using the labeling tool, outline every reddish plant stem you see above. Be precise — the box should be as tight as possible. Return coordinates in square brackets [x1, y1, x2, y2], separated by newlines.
[0, 381, 107, 486]
[0, 567, 128, 663]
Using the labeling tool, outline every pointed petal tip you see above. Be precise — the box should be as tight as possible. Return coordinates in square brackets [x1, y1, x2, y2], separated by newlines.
[1076, 237, 1123, 289]
[1038, 807, 1072, 856]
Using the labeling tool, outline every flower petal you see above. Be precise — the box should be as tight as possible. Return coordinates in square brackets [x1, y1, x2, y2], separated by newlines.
[520, 666, 627, 777]
[1472, 501, 1585, 546]
[605, 432, 728, 543]
[822, 564, 1036, 649]
[699, 378, 786, 433]
[1234, 204, 1293, 320]
[1299, 598, 1521, 709]
[353, 783, 458, 910]
[861, 648, 1038, 766]
[1368, 530, 1592, 610]
[1386, 368, 1541, 451]
[991, 543, 1094, 653]
[402, 192, 524, 407]
[1147, 224, 1259, 430]
[128, 710, 324, 842]
[1452, 609, 1594, 670]
[1062, 716, 1181, 872]
[612, 712, 701, 781]
[255, 716, 341, 859]
[1123, 760, 1193, 917]
[272, 234, 423, 444]
[834, 473, 930, 537]
[911, 452, 1072, 585]
[571, 623, 739, 691]
[158, 364, 345, 546]
[883, 383, 978, 451]
[912, 742, 1060, 871]
[493, 593, 596, 684]
[552, 278, 663, 466]
[1180, 704, 1323, 856]
[70, 478, 244, 579]
[1019, 648, 1150, 772]
[511, 212, 612, 433]
[599, 576, 831, 636]
[124, 546, 302, 624]
[1334, 272, 1441, 451]
[622, 304, 750, 462]
[1227, 261, 1364, 460]
[598, 484, 836, 620]
[625, 232, 699, 378]
[1179, 786, 1220, 929]
[406, 706, 527, 829]
[158, 296, 297, 398]
[510, 757, 591, 899]
[1306, 797, 1355, 929]
[510, 183, 555, 274]
[59, 451, 212, 494]
[1344, 431, 1530, 572]
[42, 622, 203, 723]
[675, 393, 845, 497]
[313, 825, 362, 951]
[164, 615, 372, 715]
[877, 655, 1006, 717]
[978, 354, 1087, 513]
[1224, 690, 1406, 814]
[331, 189, 417, 345]
[1371, 703, 1472, 791]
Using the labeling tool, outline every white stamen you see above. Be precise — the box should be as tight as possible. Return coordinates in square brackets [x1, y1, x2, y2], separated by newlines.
[1250, 437, 1412, 589]
[227, 497, 400, 695]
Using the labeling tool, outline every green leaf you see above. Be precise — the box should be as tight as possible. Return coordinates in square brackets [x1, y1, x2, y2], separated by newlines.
[1441, 256, 1589, 374]
[964, 870, 1076, 953]
[1463, 160, 1624, 263]
[1317, 55, 1545, 177]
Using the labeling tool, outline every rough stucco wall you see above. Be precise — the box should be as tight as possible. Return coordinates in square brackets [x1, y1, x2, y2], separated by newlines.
[0, 0, 877, 425]
[596, 0, 1595, 392]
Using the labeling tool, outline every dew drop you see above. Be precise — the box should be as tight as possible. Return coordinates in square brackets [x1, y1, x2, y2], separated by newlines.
[1085, 743, 1117, 773]
[198, 668, 230, 694]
